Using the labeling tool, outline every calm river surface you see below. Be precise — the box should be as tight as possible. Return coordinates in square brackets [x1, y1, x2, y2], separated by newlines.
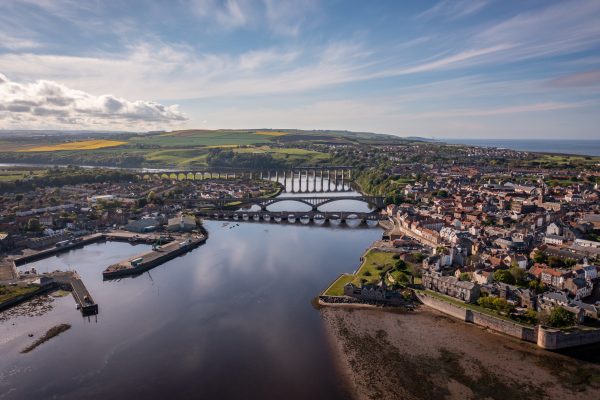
[0, 220, 381, 399]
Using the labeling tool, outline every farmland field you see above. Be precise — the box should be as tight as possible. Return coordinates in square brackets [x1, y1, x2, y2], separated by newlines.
[0, 168, 46, 182]
[255, 131, 288, 136]
[130, 130, 272, 148]
[0, 128, 414, 168]
[20, 140, 127, 152]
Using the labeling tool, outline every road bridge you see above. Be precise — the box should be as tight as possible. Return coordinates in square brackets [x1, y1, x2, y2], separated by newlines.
[187, 195, 385, 210]
[198, 210, 385, 225]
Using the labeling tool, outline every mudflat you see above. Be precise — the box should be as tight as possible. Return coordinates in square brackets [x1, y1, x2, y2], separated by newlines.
[321, 306, 600, 400]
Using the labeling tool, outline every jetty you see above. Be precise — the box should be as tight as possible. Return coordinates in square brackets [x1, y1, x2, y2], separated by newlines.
[52, 272, 98, 315]
[103, 234, 205, 279]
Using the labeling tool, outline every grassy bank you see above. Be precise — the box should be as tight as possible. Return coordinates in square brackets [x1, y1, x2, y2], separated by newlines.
[0, 285, 38, 303]
[323, 250, 400, 296]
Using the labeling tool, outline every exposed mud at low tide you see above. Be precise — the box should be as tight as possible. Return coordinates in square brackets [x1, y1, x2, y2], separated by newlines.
[321, 307, 600, 400]
[0, 295, 54, 323]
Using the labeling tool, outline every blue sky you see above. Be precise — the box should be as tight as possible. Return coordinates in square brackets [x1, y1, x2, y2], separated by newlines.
[0, 0, 599, 138]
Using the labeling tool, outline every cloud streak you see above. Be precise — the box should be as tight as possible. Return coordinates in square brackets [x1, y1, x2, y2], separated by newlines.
[417, 0, 491, 21]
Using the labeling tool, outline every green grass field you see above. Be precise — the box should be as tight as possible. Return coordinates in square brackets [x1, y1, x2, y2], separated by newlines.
[129, 130, 273, 148]
[525, 154, 600, 168]
[323, 250, 399, 296]
[0, 285, 38, 303]
[0, 169, 47, 182]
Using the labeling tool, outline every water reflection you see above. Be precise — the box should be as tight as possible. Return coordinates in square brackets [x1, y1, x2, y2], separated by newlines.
[0, 221, 382, 400]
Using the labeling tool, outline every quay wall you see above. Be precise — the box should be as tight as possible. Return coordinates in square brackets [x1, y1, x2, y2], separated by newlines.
[417, 293, 537, 344]
[13, 234, 106, 266]
[103, 236, 206, 279]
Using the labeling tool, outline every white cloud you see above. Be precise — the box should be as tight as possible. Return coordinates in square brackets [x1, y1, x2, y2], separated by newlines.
[0, 73, 187, 130]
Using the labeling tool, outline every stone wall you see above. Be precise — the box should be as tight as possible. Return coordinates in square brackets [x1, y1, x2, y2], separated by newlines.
[469, 311, 537, 343]
[416, 292, 536, 343]
[416, 293, 468, 321]
[537, 326, 600, 350]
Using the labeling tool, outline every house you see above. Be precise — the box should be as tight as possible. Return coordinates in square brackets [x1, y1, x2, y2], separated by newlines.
[544, 234, 565, 245]
[513, 287, 537, 309]
[582, 265, 598, 281]
[538, 293, 586, 324]
[0, 232, 14, 251]
[422, 271, 481, 303]
[342, 281, 406, 305]
[564, 277, 593, 299]
[125, 217, 161, 233]
[39, 213, 54, 227]
[546, 222, 562, 236]
[473, 269, 494, 285]
[166, 214, 197, 232]
[540, 268, 570, 289]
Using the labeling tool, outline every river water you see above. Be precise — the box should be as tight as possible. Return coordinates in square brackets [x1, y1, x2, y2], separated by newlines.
[0, 188, 381, 399]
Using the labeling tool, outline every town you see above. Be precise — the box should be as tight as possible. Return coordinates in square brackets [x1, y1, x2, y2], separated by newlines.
[319, 148, 600, 349]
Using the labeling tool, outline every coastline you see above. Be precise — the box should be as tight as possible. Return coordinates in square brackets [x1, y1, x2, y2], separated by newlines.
[320, 306, 600, 400]
[442, 139, 600, 157]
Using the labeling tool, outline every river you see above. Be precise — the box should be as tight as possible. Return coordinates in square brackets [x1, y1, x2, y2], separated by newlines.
[0, 193, 381, 399]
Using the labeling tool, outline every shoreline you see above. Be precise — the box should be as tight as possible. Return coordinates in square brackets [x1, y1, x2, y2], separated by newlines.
[320, 306, 600, 400]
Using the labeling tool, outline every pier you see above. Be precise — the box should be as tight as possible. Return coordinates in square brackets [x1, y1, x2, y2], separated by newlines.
[43, 271, 99, 316]
[103, 235, 206, 280]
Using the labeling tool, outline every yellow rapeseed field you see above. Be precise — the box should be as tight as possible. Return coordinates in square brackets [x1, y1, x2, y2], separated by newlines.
[254, 131, 288, 137]
[20, 140, 128, 152]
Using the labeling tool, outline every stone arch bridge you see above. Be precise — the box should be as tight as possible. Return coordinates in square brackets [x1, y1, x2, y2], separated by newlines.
[189, 195, 385, 211]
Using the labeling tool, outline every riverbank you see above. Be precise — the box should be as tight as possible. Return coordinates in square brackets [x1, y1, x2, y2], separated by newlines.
[320, 307, 600, 400]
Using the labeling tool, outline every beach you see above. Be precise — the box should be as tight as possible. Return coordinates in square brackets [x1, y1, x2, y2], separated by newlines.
[320, 306, 600, 400]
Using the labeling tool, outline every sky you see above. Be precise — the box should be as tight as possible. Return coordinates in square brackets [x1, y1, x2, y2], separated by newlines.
[0, 0, 599, 139]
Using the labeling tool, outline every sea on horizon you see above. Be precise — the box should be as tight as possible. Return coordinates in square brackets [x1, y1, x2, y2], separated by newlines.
[443, 139, 600, 157]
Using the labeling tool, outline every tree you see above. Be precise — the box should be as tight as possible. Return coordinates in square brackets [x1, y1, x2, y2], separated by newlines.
[548, 256, 564, 269]
[15, 194, 23, 207]
[27, 217, 41, 232]
[493, 269, 515, 285]
[459, 272, 471, 281]
[524, 309, 538, 323]
[147, 191, 157, 204]
[477, 296, 515, 314]
[394, 259, 407, 270]
[509, 267, 526, 286]
[532, 250, 547, 264]
[564, 258, 577, 268]
[413, 252, 425, 263]
[547, 307, 576, 328]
